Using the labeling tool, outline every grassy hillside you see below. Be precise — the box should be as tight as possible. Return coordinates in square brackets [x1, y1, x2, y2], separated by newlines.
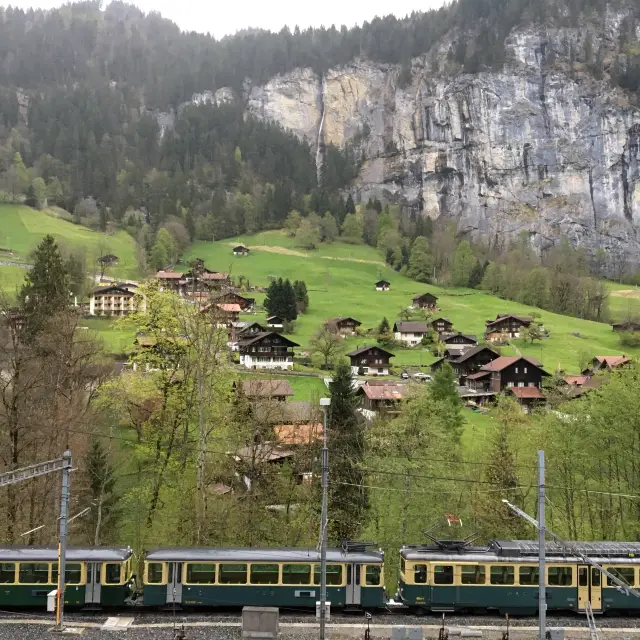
[187, 231, 637, 374]
[606, 282, 640, 322]
[0, 204, 139, 279]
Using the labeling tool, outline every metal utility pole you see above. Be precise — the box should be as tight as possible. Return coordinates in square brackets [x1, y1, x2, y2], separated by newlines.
[0, 451, 73, 632]
[56, 450, 72, 632]
[537, 450, 546, 640]
[319, 397, 331, 640]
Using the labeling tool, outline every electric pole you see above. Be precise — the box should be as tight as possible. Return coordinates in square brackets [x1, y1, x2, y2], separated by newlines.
[319, 397, 331, 640]
[538, 450, 546, 640]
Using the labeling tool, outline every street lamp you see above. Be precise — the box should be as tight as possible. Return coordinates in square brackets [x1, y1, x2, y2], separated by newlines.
[319, 397, 330, 640]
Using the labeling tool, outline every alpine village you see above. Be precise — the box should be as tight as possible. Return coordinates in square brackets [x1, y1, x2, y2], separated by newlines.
[0, 0, 640, 633]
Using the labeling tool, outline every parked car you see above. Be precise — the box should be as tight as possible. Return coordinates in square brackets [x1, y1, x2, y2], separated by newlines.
[400, 371, 410, 380]
[413, 372, 432, 381]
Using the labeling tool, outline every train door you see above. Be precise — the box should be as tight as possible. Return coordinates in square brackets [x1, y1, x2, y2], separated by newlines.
[346, 564, 361, 606]
[577, 566, 602, 613]
[85, 562, 101, 605]
[166, 562, 183, 606]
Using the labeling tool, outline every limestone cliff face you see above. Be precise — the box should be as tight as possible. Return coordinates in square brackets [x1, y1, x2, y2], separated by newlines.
[243, 17, 640, 257]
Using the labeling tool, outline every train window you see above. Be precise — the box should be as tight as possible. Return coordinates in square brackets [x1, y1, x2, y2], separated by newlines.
[219, 564, 247, 585]
[18, 563, 49, 584]
[105, 564, 122, 585]
[250, 564, 279, 585]
[282, 564, 311, 585]
[490, 566, 515, 585]
[433, 565, 454, 585]
[414, 565, 427, 584]
[401, 558, 406, 575]
[519, 566, 539, 586]
[591, 569, 600, 587]
[0, 563, 15, 584]
[548, 567, 572, 586]
[461, 566, 485, 585]
[146, 563, 164, 584]
[365, 565, 382, 586]
[186, 564, 216, 584]
[314, 564, 343, 586]
[51, 563, 82, 585]
[607, 567, 634, 587]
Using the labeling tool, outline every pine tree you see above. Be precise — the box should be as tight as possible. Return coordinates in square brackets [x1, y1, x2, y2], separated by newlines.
[19, 235, 71, 337]
[293, 280, 309, 313]
[81, 439, 119, 545]
[452, 240, 477, 287]
[468, 260, 485, 288]
[264, 279, 281, 318]
[407, 236, 433, 283]
[345, 194, 356, 214]
[378, 317, 390, 335]
[283, 279, 298, 322]
[326, 361, 368, 542]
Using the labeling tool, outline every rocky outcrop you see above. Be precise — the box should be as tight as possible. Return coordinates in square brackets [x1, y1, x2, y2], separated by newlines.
[210, 16, 640, 258]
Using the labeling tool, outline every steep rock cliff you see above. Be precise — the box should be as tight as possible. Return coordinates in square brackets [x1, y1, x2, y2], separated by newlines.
[239, 18, 640, 256]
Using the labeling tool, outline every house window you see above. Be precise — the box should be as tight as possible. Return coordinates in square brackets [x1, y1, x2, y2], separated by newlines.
[524, 367, 528, 373]
[514, 367, 518, 374]
[507, 382, 514, 388]
[518, 382, 525, 387]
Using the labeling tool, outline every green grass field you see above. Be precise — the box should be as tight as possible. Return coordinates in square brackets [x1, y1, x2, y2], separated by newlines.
[0, 204, 139, 280]
[606, 282, 640, 322]
[186, 231, 636, 374]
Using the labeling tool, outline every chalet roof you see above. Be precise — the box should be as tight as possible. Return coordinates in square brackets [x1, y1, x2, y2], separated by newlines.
[430, 317, 453, 324]
[357, 382, 406, 401]
[593, 355, 631, 367]
[239, 331, 300, 348]
[480, 356, 546, 373]
[565, 375, 590, 386]
[234, 245, 249, 250]
[486, 314, 533, 328]
[466, 370, 491, 380]
[156, 270, 183, 279]
[326, 316, 362, 327]
[347, 345, 395, 358]
[375, 280, 390, 285]
[200, 272, 228, 281]
[413, 292, 438, 301]
[239, 321, 266, 333]
[217, 303, 242, 313]
[233, 444, 294, 464]
[393, 321, 429, 333]
[241, 379, 294, 398]
[442, 333, 478, 344]
[274, 423, 323, 446]
[454, 345, 499, 364]
[92, 285, 133, 296]
[267, 315, 284, 322]
[508, 387, 545, 400]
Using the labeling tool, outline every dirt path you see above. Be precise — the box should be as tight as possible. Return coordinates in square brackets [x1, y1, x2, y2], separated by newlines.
[226, 242, 385, 266]
[610, 288, 640, 298]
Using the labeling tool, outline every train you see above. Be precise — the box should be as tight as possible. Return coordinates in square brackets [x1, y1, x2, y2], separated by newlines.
[2, 538, 640, 615]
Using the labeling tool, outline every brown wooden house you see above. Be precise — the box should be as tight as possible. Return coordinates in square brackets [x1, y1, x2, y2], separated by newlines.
[325, 316, 362, 337]
[442, 332, 478, 346]
[412, 292, 438, 310]
[356, 381, 406, 416]
[431, 345, 500, 385]
[238, 379, 294, 402]
[375, 280, 391, 291]
[214, 290, 255, 312]
[239, 331, 299, 370]
[347, 345, 395, 376]
[506, 386, 546, 412]
[429, 317, 454, 334]
[484, 314, 532, 341]
[473, 356, 549, 393]
[233, 245, 250, 256]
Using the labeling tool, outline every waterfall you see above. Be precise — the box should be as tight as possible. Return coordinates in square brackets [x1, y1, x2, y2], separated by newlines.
[315, 75, 326, 185]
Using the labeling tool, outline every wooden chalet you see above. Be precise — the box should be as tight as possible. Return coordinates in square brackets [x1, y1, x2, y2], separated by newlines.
[412, 292, 438, 310]
[356, 381, 406, 418]
[561, 375, 606, 399]
[431, 345, 500, 385]
[88, 284, 140, 316]
[233, 245, 250, 256]
[239, 331, 299, 370]
[375, 280, 391, 291]
[347, 345, 395, 376]
[582, 355, 632, 375]
[612, 321, 640, 333]
[484, 314, 533, 341]
[237, 322, 266, 337]
[267, 315, 285, 331]
[467, 356, 549, 394]
[238, 379, 294, 402]
[214, 290, 255, 312]
[442, 332, 478, 346]
[325, 316, 362, 337]
[393, 321, 430, 346]
[429, 317, 454, 335]
[155, 264, 230, 297]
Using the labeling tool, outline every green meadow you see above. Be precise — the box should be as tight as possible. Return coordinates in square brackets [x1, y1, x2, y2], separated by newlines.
[0, 204, 139, 280]
[186, 231, 635, 375]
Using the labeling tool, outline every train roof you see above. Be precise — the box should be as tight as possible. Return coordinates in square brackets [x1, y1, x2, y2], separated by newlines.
[0, 547, 132, 562]
[401, 539, 640, 563]
[145, 547, 384, 564]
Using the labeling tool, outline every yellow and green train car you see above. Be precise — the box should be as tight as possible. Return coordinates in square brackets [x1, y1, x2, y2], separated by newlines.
[398, 540, 640, 615]
[0, 547, 134, 608]
[143, 546, 385, 609]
